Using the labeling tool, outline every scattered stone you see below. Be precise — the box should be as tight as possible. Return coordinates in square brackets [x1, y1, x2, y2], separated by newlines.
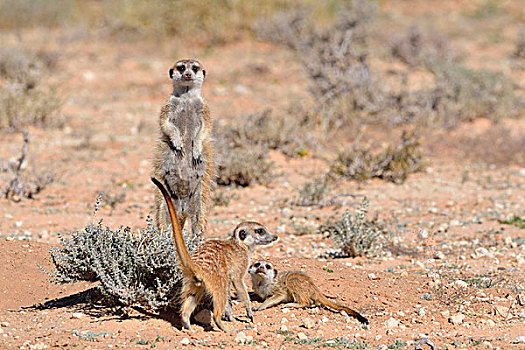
[29, 343, 47, 350]
[434, 251, 445, 259]
[14, 221, 23, 228]
[281, 317, 288, 324]
[235, 332, 248, 344]
[418, 229, 429, 239]
[0, 322, 9, 327]
[511, 336, 525, 344]
[302, 317, 315, 329]
[449, 314, 465, 325]
[481, 341, 493, 348]
[297, 332, 308, 341]
[440, 310, 450, 318]
[280, 324, 288, 332]
[281, 308, 290, 313]
[377, 345, 388, 350]
[453, 280, 468, 289]
[368, 273, 379, 280]
[485, 319, 496, 327]
[383, 317, 399, 328]
[71, 312, 84, 319]
[450, 219, 461, 226]
[180, 337, 190, 345]
[493, 305, 510, 318]
[321, 316, 328, 323]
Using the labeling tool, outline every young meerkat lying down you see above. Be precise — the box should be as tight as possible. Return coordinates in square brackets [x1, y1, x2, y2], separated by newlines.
[249, 260, 369, 325]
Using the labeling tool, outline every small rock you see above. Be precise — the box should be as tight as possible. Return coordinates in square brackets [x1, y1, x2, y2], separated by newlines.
[281, 308, 290, 313]
[377, 345, 388, 350]
[440, 310, 450, 317]
[280, 325, 288, 332]
[180, 337, 191, 345]
[321, 316, 328, 323]
[14, 221, 23, 228]
[71, 312, 84, 319]
[0, 322, 9, 327]
[449, 314, 465, 325]
[383, 317, 399, 328]
[493, 305, 510, 318]
[511, 336, 525, 344]
[418, 229, 429, 239]
[281, 317, 288, 323]
[434, 251, 445, 260]
[453, 280, 468, 289]
[297, 332, 308, 341]
[302, 317, 315, 329]
[29, 343, 47, 350]
[450, 219, 461, 226]
[485, 319, 496, 327]
[481, 341, 493, 348]
[368, 273, 378, 280]
[235, 331, 247, 344]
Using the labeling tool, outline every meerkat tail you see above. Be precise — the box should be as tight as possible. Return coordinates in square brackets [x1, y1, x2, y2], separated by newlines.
[317, 294, 369, 325]
[151, 177, 202, 284]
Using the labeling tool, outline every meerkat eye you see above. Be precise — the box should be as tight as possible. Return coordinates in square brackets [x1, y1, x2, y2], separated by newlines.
[254, 228, 264, 234]
[265, 264, 271, 269]
[177, 65, 185, 73]
[254, 262, 260, 268]
[192, 65, 199, 73]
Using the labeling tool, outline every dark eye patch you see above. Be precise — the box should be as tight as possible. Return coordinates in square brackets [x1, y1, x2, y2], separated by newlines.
[265, 264, 271, 269]
[176, 65, 185, 73]
[254, 262, 260, 268]
[254, 228, 264, 234]
[238, 229, 247, 240]
[192, 65, 199, 73]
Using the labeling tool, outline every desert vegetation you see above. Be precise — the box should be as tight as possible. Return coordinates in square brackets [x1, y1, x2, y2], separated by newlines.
[0, 0, 523, 348]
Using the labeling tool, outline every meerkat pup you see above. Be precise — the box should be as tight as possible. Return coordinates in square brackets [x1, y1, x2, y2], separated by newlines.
[249, 260, 369, 325]
[152, 59, 213, 236]
[151, 177, 278, 332]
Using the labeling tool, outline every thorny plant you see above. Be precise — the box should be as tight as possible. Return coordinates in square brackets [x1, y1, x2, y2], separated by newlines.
[39, 201, 201, 311]
[1, 131, 55, 201]
[319, 197, 388, 258]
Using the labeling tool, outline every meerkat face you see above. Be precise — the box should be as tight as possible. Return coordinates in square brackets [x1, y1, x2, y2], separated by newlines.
[169, 59, 206, 88]
[249, 260, 277, 280]
[233, 222, 278, 249]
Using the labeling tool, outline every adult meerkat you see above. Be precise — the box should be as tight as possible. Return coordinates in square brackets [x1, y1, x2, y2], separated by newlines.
[249, 260, 369, 325]
[152, 59, 213, 236]
[151, 177, 278, 332]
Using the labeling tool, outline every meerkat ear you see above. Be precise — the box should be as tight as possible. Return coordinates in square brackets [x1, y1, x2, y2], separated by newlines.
[202, 69, 206, 77]
[238, 229, 247, 240]
[169, 67, 174, 79]
[274, 268, 278, 277]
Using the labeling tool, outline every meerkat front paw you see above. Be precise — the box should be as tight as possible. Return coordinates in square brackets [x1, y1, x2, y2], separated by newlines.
[170, 142, 184, 157]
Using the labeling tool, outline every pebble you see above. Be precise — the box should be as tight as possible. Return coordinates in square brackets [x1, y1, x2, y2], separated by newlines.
[180, 337, 190, 345]
[280, 324, 288, 332]
[383, 317, 399, 328]
[418, 229, 429, 239]
[368, 273, 378, 280]
[302, 317, 315, 329]
[434, 251, 445, 259]
[281, 308, 290, 313]
[493, 305, 510, 318]
[0, 322, 9, 327]
[321, 316, 328, 323]
[71, 312, 84, 319]
[297, 332, 308, 341]
[29, 343, 47, 350]
[440, 310, 450, 317]
[453, 280, 468, 289]
[281, 317, 288, 324]
[449, 314, 465, 325]
[511, 336, 525, 344]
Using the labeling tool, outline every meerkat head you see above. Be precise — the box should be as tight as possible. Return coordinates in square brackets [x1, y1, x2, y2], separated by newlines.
[249, 260, 277, 280]
[232, 222, 278, 250]
[169, 59, 205, 94]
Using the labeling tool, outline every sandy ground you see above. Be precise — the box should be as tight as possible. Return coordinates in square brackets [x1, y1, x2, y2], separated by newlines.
[0, 1, 524, 349]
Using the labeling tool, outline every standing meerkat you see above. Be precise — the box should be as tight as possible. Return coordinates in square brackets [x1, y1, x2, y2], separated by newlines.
[151, 177, 278, 332]
[152, 59, 213, 236]
[249, 260, 369, 325]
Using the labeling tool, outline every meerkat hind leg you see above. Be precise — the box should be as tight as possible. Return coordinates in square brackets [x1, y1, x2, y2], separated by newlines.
[211, 290, 231, 332]
[181, 293, 202, 332]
